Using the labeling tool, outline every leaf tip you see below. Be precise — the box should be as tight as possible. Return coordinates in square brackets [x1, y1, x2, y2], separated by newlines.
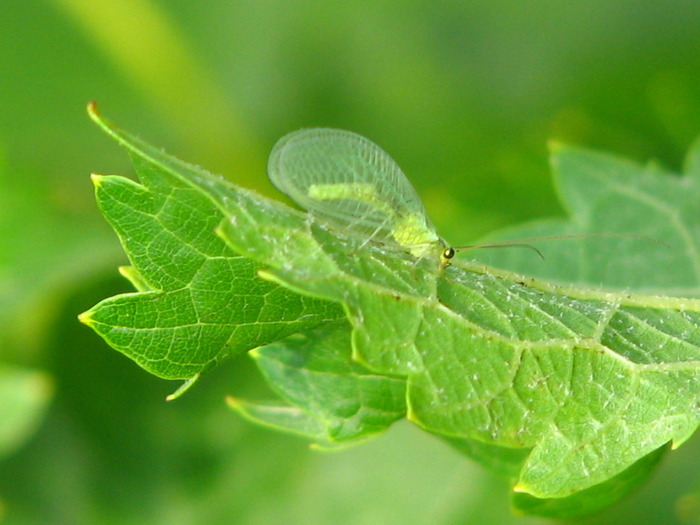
[86, 101, 104, 127]
[165, 374, 200, 401]
[77, 309, 94, 327]
[118, 266, 151, 291]
[512, 482, 532, 494]
[87, 100, 98, 115]
[90, 173, 104, 187]
[226, 396, 252, 418]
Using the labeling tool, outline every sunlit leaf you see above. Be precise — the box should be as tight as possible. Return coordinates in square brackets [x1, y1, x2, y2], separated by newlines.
[84, 106, 700, 516]
[80, 104, 344, 382]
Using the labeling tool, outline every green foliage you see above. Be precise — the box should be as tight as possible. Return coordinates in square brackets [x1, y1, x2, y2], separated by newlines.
[7, 3, 700, 524]
[232, 325, 407, 445]
[0, 366, 52, 460]
[79, 107, 344, 383]
[83, 105, 700, 518]
[0, 364, 52, 519]
[471, 140, 700, 295]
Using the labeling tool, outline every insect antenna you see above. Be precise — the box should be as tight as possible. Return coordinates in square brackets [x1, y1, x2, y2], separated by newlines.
[451, 242, 544, 259]
[444, 233, 666, 261]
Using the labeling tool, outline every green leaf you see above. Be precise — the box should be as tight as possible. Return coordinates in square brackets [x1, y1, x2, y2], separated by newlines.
[470, 140, 700, 295]
[439, 137, 700, 516]
[85, 106, 700, 515]
[230, 325, 407, 445]
[212, 138, 700, 502]
[218, 186, 700, 498]
[80, 104, 344, 381]
[511, 445, 667, 519]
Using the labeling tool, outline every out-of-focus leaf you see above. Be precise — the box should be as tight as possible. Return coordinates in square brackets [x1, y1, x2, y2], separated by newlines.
[0, 161, 120, 358]
[471, 140, 700, 296]
[0, 366, 52, 459]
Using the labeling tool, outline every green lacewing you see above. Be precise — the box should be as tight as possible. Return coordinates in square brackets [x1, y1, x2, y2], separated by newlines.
[268, 128, 654, 264]
[268, 128, 450, 261]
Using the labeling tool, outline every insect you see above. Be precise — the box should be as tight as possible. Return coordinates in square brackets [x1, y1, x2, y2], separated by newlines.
[268, 128, 452, 263]
[268, 128, 654, 266]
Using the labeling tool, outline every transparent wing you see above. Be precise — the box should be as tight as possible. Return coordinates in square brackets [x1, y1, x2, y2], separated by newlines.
[268, 128, 438, 248]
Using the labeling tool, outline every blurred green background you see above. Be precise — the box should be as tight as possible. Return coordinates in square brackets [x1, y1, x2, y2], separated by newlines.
[3, 1, 700, 524]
